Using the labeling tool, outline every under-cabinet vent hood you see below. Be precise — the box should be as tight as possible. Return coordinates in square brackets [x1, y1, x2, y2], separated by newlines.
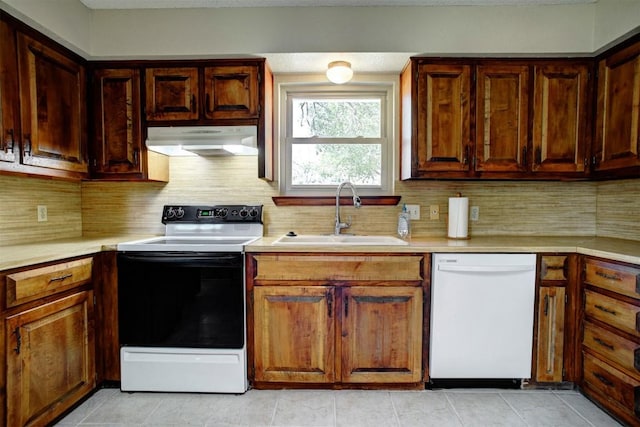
[146, 126, 258, 156]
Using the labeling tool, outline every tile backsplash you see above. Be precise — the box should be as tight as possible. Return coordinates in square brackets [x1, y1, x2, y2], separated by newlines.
[0, 175, 82, 246]
[2, 157, 639, 246]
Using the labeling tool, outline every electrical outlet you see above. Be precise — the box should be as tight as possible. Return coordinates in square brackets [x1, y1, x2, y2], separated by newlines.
[405, 204, 420, 220]
[429, 205, 440, 220]
[37, 205, 48, 222]
[470, 206, 480, 221]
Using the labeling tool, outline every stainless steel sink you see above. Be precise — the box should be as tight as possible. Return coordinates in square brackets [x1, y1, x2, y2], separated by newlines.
[272, 234, 409, 246]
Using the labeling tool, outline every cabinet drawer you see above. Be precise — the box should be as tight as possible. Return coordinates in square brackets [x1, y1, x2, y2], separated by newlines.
[253, 255, 423, 282]
[540, 255, 568, 281]
[585, 258, 640, 299]
[6, 257, 93, 307]
[583, 352, 640, 417]
[584, 289, 640, 338]
[584, 321, 640, 376]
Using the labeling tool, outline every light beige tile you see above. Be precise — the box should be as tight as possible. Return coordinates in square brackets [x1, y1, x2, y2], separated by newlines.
[446, 392, 527, 426]
[271, 390, 335, 427]
[335, 390, 399, 427]
[501, 392, 591, 426]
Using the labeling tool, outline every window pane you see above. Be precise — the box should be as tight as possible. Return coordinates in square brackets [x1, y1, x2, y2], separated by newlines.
[291, 144, 381, 186]
[291, 98, 381, 138]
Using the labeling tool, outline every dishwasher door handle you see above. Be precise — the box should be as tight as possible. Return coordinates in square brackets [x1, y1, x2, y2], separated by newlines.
[438, 264, 535, 273]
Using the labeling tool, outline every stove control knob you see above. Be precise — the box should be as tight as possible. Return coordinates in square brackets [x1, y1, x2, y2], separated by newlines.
[249, 207, 259, 218]
[175, 207, 185, 219]
[165, 207, 176, 219]
[239, 208, 249, 218]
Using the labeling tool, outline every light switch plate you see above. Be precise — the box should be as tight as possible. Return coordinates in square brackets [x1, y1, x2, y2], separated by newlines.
[470, 206, 480, 221]
[37, 205, 48, 222]
[406, 204, 420, 220]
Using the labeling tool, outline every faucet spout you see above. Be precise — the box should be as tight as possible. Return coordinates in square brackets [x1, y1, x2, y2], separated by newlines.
[334, 181, 361, 235]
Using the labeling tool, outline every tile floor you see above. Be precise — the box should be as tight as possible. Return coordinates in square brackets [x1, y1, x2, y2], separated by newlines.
[54, 387, 622, 427]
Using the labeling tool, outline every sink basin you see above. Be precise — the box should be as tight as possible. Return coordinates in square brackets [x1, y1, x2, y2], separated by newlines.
[272, 234, 409, 246]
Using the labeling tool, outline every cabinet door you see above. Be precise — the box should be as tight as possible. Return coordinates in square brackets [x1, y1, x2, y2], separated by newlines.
[536, 286, 565, 382]
[92, 68, 143, 176]
[532, 64, 589, 175]
[0, 18, 19, 165]
[203, 65, 259, 120]
[475, 65, 529, 173]
[145, 67, 199, 121]
[253, 286, 335, 383]
[5, 291, 95, 427]
[17, 32, 87, 175]
[415, 63, 471, 173]
[594, 41, 640, 171]
[341, 286, 422, 383]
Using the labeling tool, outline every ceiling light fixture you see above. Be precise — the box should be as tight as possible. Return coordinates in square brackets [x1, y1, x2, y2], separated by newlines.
[326, 61, 353, 84]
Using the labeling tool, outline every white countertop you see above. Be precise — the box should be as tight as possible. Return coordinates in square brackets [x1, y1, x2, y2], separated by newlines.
[3, 234, 640, 271]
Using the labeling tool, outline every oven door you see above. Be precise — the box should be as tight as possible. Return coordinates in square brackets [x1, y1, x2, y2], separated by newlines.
[117, 251, 244, 349]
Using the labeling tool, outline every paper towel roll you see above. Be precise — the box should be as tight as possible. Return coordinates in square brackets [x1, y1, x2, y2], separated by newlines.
[448, 196, 469, 239]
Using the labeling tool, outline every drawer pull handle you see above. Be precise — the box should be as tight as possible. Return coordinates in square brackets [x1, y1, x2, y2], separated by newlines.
[594, 304, 617, 315]
[634, 348, 640, 372]
[594, 372, 614, 387]
[49, 273, 72, 283]
[596, 270, 621, 281]
[12, 327, 21, 355]
[594, 337, 614, 351]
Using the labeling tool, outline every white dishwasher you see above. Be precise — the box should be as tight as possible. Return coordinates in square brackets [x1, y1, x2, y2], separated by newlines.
[429, 253, 537, 380]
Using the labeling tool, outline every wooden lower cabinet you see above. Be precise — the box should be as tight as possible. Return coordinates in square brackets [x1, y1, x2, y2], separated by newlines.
[533, 254, 579, 385]
[253, 286, 335, 383]
[341, 286, 422, 383]
[5, 290, 95, 427]
[535, 285, 566, 383]
[249, 253, 426, 387]
[580, 256, 640, 425]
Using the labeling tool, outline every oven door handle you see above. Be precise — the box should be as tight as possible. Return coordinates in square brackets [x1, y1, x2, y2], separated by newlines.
[118, 252, 242, 267]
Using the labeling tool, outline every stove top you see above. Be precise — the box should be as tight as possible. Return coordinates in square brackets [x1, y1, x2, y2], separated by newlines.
[117, 204, 263, 252]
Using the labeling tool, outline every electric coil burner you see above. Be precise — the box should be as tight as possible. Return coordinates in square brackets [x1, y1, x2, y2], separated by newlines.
[116, 204, 263, 393]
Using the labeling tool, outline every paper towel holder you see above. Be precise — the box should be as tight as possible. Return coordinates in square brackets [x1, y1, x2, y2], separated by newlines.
[447, 193, 470, 240]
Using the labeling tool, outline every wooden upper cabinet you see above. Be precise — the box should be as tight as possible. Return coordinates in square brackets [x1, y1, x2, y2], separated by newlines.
[145, 67, 199, 121]
[475, 65, 529, 173]
[594, 40, 640, 172]
[16, 32, 88, 176]
[414, 63, 472, 175]
[532, 63, 590, 175]
[204, 66, 259, 120]
[0, 18, 19, 166]
[92, 68, 144, 176]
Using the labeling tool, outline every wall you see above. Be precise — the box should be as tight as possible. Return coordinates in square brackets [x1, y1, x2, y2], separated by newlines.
[0, 175, 82, 246]
[594, 0, 640, 50]
[1, 0, 636, 60]
[88, 5, 597, 58]
[81, 156, 598, 239]
[0, 0, 92, 57]
[596, 179, 640, 240]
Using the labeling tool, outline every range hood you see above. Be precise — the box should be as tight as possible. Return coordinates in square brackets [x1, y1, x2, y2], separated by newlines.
[146, 126, 258, 156]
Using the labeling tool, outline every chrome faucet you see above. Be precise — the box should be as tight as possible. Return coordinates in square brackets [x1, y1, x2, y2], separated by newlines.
[334, 181, 362, 235]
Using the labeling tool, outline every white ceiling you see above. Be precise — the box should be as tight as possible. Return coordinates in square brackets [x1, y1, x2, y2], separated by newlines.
[79, 0, 596, 8]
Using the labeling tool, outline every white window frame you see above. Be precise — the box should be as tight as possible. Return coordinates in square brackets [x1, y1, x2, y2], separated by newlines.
[275, 74, 397, 196]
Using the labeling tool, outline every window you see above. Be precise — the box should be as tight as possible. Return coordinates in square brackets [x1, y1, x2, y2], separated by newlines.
[277, 77, 396, 196]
